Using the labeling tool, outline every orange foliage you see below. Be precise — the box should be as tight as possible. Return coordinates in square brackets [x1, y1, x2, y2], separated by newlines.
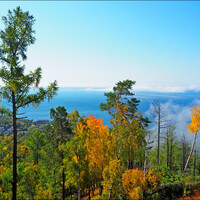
[18, 144, 31, 155]
[122, 169, 145, 199]
[77, 115, 114, 178]
[122, 169, 161, 200]
[146, 169, 162, 191]
[86, 116, 114, 170]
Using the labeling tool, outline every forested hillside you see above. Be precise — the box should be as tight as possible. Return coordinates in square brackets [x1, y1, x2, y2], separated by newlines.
[0, 80, 199, 200]
[0, 6, 199, 200]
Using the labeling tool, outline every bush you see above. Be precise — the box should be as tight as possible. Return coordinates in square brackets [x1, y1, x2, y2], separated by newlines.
[148, 183, 184, 200]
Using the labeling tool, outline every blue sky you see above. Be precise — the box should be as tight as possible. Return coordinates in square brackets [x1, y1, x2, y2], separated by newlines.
[0, 1, 200, 92]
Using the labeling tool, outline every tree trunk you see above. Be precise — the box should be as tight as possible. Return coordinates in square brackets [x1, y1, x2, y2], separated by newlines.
[182, 139, 186, 172]
[12, 91, 17, 200]
[62, 166, 65, 200]
[157, 109, 160, 166]
[193, 149, 196, 179]
[98, 181, 103, 196]
[108, 183, 113, 200]
[170, 133, 173, 171]
[78, 166, 81, 200]
[198, 162, 200, 175]
[183, 131, 197, 173]
[167, 128, 169, 168]
[36, 143, 39, 165]
[144, 134, 150, 176]
[88, 185, 91, 200]
[62, 151, 65, 200]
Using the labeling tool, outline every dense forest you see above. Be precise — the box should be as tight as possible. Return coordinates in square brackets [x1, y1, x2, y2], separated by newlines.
[0, 6, 200, 200]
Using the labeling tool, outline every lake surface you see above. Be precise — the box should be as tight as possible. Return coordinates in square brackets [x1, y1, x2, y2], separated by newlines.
[2, 87, 200, 143]
[2, 88, 200, 128]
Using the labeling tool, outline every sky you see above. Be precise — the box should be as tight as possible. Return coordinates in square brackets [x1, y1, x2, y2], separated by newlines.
[0, 1, 200, 92]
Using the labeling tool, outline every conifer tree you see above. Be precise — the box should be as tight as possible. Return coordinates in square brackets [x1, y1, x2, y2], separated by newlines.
[0, 7, 58, 199]
[100, 79, 149, 127]
[50, 106, 71, 200]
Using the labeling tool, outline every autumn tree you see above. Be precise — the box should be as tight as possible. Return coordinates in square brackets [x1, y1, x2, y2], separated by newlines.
[67, 110, 87, 200]
[100, 80, 149, 169]
[100, 80, 149, 198]
[0, 7, 58, 199]
[0, 135, 12, 198]
[83, 115, 114, 197]
[122, 168, 161, 200]
[184, 106, 200, 173]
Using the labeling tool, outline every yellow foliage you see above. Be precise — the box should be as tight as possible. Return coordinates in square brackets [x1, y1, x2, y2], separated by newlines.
[72, 155, 78, 164]
[35, 185, 52, 200]
[3, 152, 11, 163]
[76, 115, 114, 180]
[24, 162, 30, 167]
[122, 169, 145, 199]
[2, 135, 12, 143]
[102, 159, 123, 199]
[18, 144, 31, 155]
[188, 105, 200, 134]
[122, 169, 161, 200]
[0, 165, 8, 177]
[146, 169, 162, 190]
[2, 147, 7, 150]
[85, 116, 114, 171]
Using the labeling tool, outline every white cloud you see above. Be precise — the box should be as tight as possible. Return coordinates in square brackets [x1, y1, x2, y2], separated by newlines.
[84, 87, 112, 92]
[83, 84, 200, 93]
[145, 99, 200, 146]
[134, 84, 200, 93]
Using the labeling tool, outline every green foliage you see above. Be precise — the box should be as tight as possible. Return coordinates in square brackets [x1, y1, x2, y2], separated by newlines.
[0, 6, 58, 113]
[100, 80, 137, 116]
[100, 79, 150, 128]
[0, 7, 58, 199]
[149, 183, 184, 200]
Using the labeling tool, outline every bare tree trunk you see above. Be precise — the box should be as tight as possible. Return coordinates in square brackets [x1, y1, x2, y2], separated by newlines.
[157, 110, 160, 165]
[12, 91, 17, 200]
[193, 149, 196, 179]
[167, 128, 169, 168]
[169, 132, 173, 171]
[144, 134, 151, 175]
[108, 183, 113, 200]
[152, 99, 167, 167]
[183, 131, 197, 173]
[182, 136, 187, 172]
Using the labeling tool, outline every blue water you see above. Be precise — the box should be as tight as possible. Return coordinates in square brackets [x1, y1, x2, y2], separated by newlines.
[2, 88, 200, 126]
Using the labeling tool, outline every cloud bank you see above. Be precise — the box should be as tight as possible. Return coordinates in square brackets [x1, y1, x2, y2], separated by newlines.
[85, 84, 200, 93]
[145, 99, 200, 146]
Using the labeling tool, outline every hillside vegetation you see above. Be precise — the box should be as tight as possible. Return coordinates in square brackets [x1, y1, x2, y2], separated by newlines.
[0, 6, 199, 200]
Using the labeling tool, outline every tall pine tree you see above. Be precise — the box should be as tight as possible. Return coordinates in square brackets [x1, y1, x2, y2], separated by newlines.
[0, 7, 58, 199]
